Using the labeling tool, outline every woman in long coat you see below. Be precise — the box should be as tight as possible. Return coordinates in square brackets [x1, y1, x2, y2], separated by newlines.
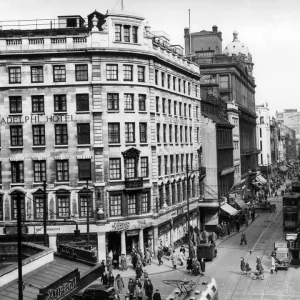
[240, 257, 246, 275]
[200, 258, 206, 275]
[186, 257, 193, 272]
[120, 254, 127, 271]
[114, 274, 125, 294]
[107, 256, 113, 273]
[128, 278, 135, 299]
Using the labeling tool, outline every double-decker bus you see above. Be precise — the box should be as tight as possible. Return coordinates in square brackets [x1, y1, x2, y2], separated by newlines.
[283, 193, 300, 230]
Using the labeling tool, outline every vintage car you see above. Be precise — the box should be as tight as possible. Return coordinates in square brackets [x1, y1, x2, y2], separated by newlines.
[196, 243, 217, 261]
[274, 241, 290, 270]
[72, 285, 115, 300]
[253, 200, 276, 212]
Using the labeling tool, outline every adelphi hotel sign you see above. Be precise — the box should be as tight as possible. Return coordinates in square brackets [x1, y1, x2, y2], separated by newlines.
[111, 220, 154, 232]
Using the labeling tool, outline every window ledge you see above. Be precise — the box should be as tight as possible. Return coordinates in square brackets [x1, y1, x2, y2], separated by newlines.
[10, 183, 25, 187]
[54, 145, 69, 148]
[32, 145, 46, 149]
[32, 182, 45, 185]
[77, 144, 91, 147]
[109, 143, 121, 147]
[139, 111, 147, 114]
[10, 146, 24, 150]
[8, 113, 22, 116]
[109, 179, 123, 183]
[54, 112, 67, 115]
[140, 143, 148, 146]
[76, 111, 90, 114]
[125, 143, 136, 147]
[156, 113, 160, 116]
[31, 112, 45, 115]
[113, 41, 142, 46]
[157, 143, 161, 146]
[124, 111, 135, 113]
[54, 181, 70, 185]
[107, 110, 120, 113]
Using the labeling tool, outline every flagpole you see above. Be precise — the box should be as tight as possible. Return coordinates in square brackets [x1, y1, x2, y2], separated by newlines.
[189, 9, 192, 61]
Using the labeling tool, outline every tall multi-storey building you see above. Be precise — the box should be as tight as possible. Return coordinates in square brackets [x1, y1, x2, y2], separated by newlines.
[0, 9, 202, 260]
[276, 109, 300, 139]
[184, 27, 259, 188]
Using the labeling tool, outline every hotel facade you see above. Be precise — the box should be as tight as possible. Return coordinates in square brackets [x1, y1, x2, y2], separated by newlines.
[0, 9, 202, 259]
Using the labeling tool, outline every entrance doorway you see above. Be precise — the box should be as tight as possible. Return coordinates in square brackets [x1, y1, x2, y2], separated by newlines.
[106, 232, 121, 254]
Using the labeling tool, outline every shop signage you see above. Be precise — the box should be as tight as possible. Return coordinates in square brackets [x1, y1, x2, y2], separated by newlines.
[131, 219, 154, 230]
[38, 269, 79, 300]
[127, 230, 139, 236]
[111, 222, 130, 232]
[158, 223, 171, 236]
[4, 226, 27, 235]
[0, 114, 75, 124]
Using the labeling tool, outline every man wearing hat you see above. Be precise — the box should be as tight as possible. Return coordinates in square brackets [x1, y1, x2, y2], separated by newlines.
[153, 289, 162, 300]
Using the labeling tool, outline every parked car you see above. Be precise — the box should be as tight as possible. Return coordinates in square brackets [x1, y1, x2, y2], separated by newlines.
[196, 243, 217, 261]
[253, 200, 276, 212]
[72, 285, 115, 300]
[274, 241, 290, 270]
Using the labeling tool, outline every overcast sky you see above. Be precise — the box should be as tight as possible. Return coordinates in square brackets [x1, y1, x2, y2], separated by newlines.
[1, 0, 299, 116]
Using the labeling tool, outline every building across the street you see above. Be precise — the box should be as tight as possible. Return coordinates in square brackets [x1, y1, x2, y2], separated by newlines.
[0, 8, 203, 260]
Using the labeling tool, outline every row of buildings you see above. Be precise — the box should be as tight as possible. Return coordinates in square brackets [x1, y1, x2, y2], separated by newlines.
[0, 7, 278, 260]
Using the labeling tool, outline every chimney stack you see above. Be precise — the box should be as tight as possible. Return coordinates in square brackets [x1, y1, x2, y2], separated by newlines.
[212, 25, 218, 33]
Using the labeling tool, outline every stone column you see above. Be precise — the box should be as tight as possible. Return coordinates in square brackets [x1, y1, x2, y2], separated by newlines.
[170, 223, 175, 248]
[121, 231, 126, 255]
[139, 229, 144, 256]
[97, 231, 106, 262]
[48, 233, 57, 252]
[153, 226, 159, 258]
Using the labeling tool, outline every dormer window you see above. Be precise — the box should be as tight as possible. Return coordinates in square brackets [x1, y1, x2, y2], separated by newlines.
[132, 26, 138, 43]
[115, 24, 122, 41]
[67, 18, 77, 28]
[124, 25, 130, 42]
[114, 24, 139, 44]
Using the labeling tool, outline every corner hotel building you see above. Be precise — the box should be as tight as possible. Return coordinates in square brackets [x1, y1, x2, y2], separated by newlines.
[0, 8, 202, 260]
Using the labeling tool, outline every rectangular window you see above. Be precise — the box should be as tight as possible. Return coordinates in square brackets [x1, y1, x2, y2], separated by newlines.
[11, 161, 24, 183]
[76, 94, 89, 112]
[167, 74, 171, 89]
[78, 159, 91, 180]
[115, 24, 121, 41]
[138, 94, 146, 111]
[176, 154, 179, 173]
[162, 98, 166, 114]
[55, 124, 68, 145]
[124, 25, 130, 42]
[174, 101, 177, 115]
[33, 161, 46, 182]
[260, 128, 262, 138]
[140, 123, 147, 143]
[57, 194, 70, 218]
[190, 126, 192, 143]
[32, 125, 45, 146]
[141, 157, 148, 177]
[170, 155, 174, 174]
[125, 158, 136, 178]
[156, 96, 159, 112]
[178, 79, 181, 92]
[78, 194, 93, 218]
[188, 82, 191, 95]
[141, 192, 149, 214]
[184, 103, 187, 117]
[156, 123, 160, 143]
[107, 93, 119, 110]
[32, 95, 44, 113]
[31, 66, 43, 83]
[173, 76, 176, 90]
[110, 194, 122, 216]
[161, 72, 165, 87]
[169, 124, 172, 143]
[9, 67, 21, 84]
[10, 125, 23, 146]
[106, 64, 118, 81]
[189, 104, 191, 118]
[163, 124, 166, 143]
[123, 65, 133, 81]
[9, 96, 22, 113]
[0, 163, 2, 184]
[128, 194, 136, 215]
[108, 123, 120, 143]
[197, 127, 199, 142]
[185, 126, 188, 143]
[34, 196, 44, 219]
[181, 154, 184, 172]
[179, 102, 182, 116]
[124, 94, 134, 110]
[77, 123, 90, 144]
[155, 70, 158, 85]
[195, 85, 198, 97]
[180, 126, 183, 143]
[132, 26, 138, 43]
[138, 66, 145, 82]
[53, 65, 66, 82]
[191, 153, 193, 170]
[109, 158, 121, 180]
[125, 122, 135, 143]
[183, 80, 186, 94]
[158, 156, 161, 176]
[196, 106, 199, 119]
[56, 160, 69, 181]
[54, 94, 67, 112]
[220, 75, 229, 89]
[186, 153, 189, 168]
[168, 99, 171, 115]
[75, 64, 88, 81]
[11, 195, 25, 220]
[164, 155, 168, 175]
[175, 125, 178, 143]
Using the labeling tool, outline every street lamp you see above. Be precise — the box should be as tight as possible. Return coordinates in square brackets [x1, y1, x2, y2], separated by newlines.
[185, 164, 192, 258]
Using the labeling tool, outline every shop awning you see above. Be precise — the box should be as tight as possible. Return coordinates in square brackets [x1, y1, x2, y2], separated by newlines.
[220, 203, 238, 216]
[256, 174, 267, 185]
[279, 166, 288, 172]
[234, 198, 247, 210]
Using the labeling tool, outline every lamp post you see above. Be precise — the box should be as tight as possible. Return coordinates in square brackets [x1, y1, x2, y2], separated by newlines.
[86, 178, 90, 247]
[16, 191, 23, 300]
[43, 180, 47, 247]
[186, 164, 192, 258]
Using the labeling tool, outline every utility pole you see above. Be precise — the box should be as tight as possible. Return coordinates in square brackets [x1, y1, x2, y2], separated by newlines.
[43, 180, 47, 247]
[17, 192, 23, 300]
[267, 154, 270, 182]
[186, 164, 191, 257]
[86, 179, 90, 248]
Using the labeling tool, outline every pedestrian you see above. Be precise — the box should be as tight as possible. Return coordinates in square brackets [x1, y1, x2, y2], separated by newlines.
[136, 286, 143, 300]
[120, 254, 127, 271]
[114, 274, 125, 294]
[235, 219, 240, 232]
[107, 255, 113, 273]
[226, 221, 231, 235]
[128, 278, 135, 300]
[180, 245, 186, 256]
[245, 263, 251, 275]
[200, 258, 206, 275]
[270, 256, 277, 274]
[99, 260, 106, 276]
[157, 247, 163, 266]
[171, 250, 177, 269]
[240, 257, 246, 275]
[240, 233, 247, 245]
[192, 258, 200, 276]
[135, 263, 143, 280]
[136, 252, 142, 266]
[145, 248, 151, 265]
[153, 289, 162, 300]
[186, 256, 193, 273]
[135, 278, 142, 290]
[179, 250, 185, 266]
[144, 277, 154, 300]
[131, 250, 137, 269]
[101, 272, 108, 285]
[108, 272, 115, 286]
[251, 210, 255, 223]
[113, 251, 119, 269]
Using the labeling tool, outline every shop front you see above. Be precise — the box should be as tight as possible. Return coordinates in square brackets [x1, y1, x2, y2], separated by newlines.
[158, 221, 171, 247]
[173, 214, 187, 248]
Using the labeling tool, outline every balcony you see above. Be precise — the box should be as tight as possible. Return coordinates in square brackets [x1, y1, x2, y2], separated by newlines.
[125, 177, 143, 190]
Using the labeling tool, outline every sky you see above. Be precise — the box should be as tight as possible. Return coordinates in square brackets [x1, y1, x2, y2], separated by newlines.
[1, 0, 300, 116]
